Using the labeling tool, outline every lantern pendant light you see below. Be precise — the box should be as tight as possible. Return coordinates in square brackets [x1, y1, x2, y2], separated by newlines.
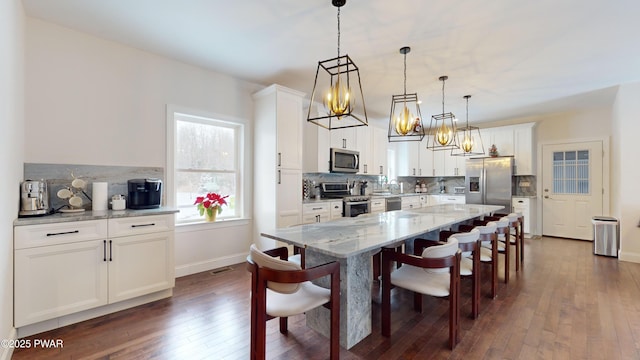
[307, 0, 368, 130]
[426, 76, 459, 151]
[388, 46, 425, 142]
[451, 95, 485, 156]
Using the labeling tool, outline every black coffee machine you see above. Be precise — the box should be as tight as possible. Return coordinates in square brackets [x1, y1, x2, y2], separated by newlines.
[127, 178, 162, 209]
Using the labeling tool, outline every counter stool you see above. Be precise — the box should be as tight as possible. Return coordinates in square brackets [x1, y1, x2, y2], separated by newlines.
[493, 212, 523, 271]
[477, 217, 510, 284]
[439, 228, 482, 318]
[459, 222, 498, 299]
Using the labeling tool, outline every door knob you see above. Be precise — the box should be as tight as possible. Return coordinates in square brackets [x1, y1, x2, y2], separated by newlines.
[544, 195, 550, 199]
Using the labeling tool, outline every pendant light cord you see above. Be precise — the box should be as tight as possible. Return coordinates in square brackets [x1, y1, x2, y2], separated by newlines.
[403, 52, 407, 96]
[441, 78, 445, 114]
[336, 7, 341, 66]
[466, 96, 469, 127]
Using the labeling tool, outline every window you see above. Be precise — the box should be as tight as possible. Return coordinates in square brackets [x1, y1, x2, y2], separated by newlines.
[167, 107, 246, 224]
[552, 150, 589, 194]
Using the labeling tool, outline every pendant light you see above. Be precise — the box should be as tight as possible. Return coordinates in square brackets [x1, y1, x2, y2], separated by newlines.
[307, 0, 368, 130]
[451, 95, 485, 156]
[388, 46, 425, 142]
[426, 75, 458, 151]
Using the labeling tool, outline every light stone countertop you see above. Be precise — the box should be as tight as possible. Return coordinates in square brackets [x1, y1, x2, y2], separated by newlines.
[261, 204, 502, 258]
[14, 207, 179, 226]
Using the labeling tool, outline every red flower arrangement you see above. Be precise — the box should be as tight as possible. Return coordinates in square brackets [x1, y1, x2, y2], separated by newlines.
[194, 192, 229, 217]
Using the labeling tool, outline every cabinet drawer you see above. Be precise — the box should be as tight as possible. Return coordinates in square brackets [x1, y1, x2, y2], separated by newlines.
[302, 203, 330, 214]
[108, 215, 174, 238]
[15, 220, 107, 250]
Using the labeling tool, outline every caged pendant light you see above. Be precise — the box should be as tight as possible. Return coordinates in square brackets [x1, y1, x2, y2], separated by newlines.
[307, 0, 368, 130]
[451, 95, 485, 156]
[388, 46, 425, 142]
[426, 76, 459, 151]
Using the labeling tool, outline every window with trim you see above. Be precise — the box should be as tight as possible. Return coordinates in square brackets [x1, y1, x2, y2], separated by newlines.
[171, 111, 244, 223]
[552, 150, 589, 194]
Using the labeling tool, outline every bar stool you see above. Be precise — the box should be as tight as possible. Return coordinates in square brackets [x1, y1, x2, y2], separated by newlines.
[459, 222, 498, 299]
[478, 216, 510, 284]
[492, 212, 523, 271]
[439, 228, 482, 318]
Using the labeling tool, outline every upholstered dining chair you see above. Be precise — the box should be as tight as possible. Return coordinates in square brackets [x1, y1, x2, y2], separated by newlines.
[493, 212, 524, 270]
[439, 228, 482, 318]
[247, 244, 340, 360]
[476, 216, 511, 284]
[381, 237, 461, 349]
[459, 221, 499, 299]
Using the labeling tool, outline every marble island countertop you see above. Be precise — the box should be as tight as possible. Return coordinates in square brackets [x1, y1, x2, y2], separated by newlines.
[14, 207, 179, 226]
[262, 204, 502, 258]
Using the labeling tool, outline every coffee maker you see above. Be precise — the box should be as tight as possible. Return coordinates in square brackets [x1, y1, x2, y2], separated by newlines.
[19, 179, 50, 217]
[127, 178, 162, 209]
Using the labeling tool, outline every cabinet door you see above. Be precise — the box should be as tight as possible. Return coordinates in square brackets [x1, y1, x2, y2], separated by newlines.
[330, 201, 343, 219]
[14, 240, 108, 327]
[108, 232, 175, 303]
[419, 148, 434, 177]
[357, 125, 372, 174]
[277, 169, 302, 227]
[486, 127, 514, 156]
[276, 90, 303, 170]
[513, 125, 535, 175]
[330, 127, 357, 150]
[372, 127, 389, 175]
[433, 151, 446, 177]
[397, 142, 420, 176]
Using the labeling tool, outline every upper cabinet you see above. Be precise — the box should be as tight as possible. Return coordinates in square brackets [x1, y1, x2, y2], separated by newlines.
[513, 123, 536, 175]
[317, 123, 388, 175]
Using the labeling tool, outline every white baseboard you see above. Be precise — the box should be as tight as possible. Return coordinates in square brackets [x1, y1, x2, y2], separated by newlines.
[619, 250, 640, 263]
[175, 253, 246, 278]
[0, 328, 17, 360]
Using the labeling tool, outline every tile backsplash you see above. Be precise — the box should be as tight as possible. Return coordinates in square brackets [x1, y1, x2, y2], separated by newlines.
[24, 163, 163, 211]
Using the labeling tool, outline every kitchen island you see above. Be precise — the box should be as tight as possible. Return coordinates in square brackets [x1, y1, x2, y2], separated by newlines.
[260, 203, 503, 349]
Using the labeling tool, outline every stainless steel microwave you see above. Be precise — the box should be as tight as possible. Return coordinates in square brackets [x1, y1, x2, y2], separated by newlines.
[330, 148, 359, 173]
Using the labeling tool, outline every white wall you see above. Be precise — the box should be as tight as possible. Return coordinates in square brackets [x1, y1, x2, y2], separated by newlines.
[25, 19, 263, 277]
[613, 82, 640, 262]
[0, 1, 24, 358]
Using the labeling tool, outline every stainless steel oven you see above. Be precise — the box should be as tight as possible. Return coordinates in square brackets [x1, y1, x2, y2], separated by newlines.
[344, 195, 371, 217]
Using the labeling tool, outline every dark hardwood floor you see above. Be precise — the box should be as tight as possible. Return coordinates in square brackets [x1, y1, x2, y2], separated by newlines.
[13, 236, 640, 359]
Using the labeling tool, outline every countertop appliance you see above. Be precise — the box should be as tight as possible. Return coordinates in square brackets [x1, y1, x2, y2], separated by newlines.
[127, 178, 162, 209]
[330, 147, 359, 173]
[19, 179, 50, 217]
[465, 157, 514, 211]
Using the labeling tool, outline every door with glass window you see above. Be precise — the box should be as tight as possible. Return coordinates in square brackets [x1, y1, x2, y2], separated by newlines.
[542, 141, 603, 240]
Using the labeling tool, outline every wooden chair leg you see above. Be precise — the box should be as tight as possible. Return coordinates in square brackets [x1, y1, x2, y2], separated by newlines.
[504, 231, 510, 285]
[514, 226, 520, 271]
[520, 217, 525, 266]
[491, 238, 498, 299]
[414, 292, 423, 312]
[279, 317, 288, 334]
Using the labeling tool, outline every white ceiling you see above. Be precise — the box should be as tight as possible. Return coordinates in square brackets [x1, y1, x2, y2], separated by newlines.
[22, 0, 640, 127]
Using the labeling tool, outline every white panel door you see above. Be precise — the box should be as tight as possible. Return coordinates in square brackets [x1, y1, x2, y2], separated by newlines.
[542, 141, 603, 240]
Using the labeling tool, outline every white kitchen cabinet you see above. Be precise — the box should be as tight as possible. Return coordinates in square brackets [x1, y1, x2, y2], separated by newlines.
[482, 127, 514, 157]
[512, 197, 537, 235]
[303, 203, 331, 224]
[107, 215, 175, 303]
[370, 198, 386, 214]
[437, 195, 466, 204]
[330, 126, 358, 150]
[513, 122, 536, 175]
[14, 215, 175, 328]
[401, 195, 421, 210]
[372, 126, 388, 176]
[330, 201, 343, 219]
[357, 125, 372, 175]
[419, 195, 430, 207]
[397, 142, 432, 177]
[253, 85, 304, 246]
[418, 146, 434, 177]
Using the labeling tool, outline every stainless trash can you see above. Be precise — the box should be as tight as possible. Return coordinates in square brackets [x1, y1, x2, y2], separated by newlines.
[592, 216, 619, 257]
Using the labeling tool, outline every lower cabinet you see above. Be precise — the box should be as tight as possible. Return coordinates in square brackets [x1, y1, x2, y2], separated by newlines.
[401, 196, 421, 210]
[302, 203, 331, 223]
[370, 198, 386, 214]
[14, 214, 175, 328]
[330, 201, 343, 220]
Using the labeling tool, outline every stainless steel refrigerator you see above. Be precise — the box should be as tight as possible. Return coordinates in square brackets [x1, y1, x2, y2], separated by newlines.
[465, 156, 514, 211]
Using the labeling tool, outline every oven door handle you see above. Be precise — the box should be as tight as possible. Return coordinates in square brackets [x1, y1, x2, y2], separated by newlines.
[345, 200, 370, 206]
